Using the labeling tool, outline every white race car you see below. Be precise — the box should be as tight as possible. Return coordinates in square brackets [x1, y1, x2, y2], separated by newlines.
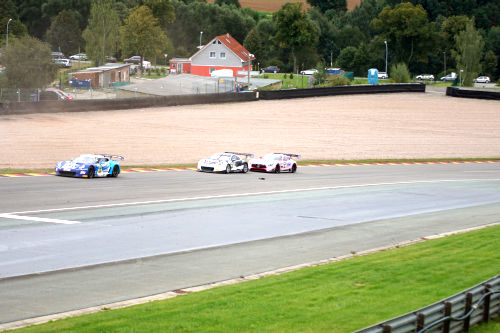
[249, 153, 301, 173]
[197, 152, 254, 173]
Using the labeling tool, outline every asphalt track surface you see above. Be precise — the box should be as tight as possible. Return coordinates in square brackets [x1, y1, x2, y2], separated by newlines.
[1, 162, 500, 326]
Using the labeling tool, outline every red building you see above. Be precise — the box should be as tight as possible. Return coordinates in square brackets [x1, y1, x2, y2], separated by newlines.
[169, 33, 255, 77]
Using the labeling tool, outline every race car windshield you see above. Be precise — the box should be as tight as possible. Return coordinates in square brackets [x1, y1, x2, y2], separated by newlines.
[208, 153, 230, 160]
[74, 156, 96, 163]
[264, 154, 281, 161]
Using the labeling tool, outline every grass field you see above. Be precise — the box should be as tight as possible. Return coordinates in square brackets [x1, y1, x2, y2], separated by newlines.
[10, 224, 500, 332]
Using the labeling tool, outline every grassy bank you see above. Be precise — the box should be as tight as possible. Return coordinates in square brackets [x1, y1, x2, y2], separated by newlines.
[1, 157, 499, 175]
[11, 225, 500, 332]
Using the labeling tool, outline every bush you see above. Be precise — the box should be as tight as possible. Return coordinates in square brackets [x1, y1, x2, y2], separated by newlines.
[328, 75, 352, 86]
[283, 73, 287, 79]
[290, 73, 293, 79]
[390, 63, 411, 83]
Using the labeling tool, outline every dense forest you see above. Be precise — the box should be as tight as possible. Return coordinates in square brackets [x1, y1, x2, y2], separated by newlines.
[1, 0, 499, 82]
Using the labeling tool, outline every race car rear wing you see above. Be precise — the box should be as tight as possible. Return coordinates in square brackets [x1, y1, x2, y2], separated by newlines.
[225, 152, 254, 158]
[99, 154, 125, 161]
[275, 153, 301, 159]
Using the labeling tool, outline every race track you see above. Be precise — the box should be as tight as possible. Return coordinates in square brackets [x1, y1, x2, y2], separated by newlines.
[1, 162, 500, 326]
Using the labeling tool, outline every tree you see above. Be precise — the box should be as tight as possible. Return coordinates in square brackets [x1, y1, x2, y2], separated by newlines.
[121, 5, 170, 70]
[0, 0, 28, 46]
[371, 2, 437, 68]
[390, 62, 410, 83]
[140, 0, 176, 28]
[335, 46, 357, 71]
[2, 35, 56, 88]
[273, 2, 318, 73]
[482, 50, 497, 79]
[83, 0, 121, 66]
[307, 0, 346, 14]
[243, 28, 263, 67]
[453, 22, 484, 86]
[215, 0, 240, 8]
[45, 10, 83, 56]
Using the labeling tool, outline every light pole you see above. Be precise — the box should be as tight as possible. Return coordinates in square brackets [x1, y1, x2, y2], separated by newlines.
[6, 18, 12, 47]
[384, 40, 388, 74]
[247, 53, 254, 89]
[199, 31, 203, 48]
[443, 51, 446, 75]
[459, 69, 463, 86]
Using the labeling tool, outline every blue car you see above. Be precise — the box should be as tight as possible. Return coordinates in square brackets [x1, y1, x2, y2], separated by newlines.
[55, 154, 124, 178]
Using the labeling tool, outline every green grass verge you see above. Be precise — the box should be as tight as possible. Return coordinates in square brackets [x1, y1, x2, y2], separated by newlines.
[1, 158, 499, 175]
[10, 225, 500, 332]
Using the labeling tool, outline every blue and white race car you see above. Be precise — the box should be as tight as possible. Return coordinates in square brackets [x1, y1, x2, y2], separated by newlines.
[55, 154, 124, 178]
[197, 152, 254, 173]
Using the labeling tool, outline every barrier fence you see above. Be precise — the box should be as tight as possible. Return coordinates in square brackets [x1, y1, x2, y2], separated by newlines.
[1, 84, 425, 115]
[353, 275, 500, 333]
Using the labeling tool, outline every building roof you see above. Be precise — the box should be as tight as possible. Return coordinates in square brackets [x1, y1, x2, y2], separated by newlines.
[190, 33, 255, 62]
[73, 63, 130, 73]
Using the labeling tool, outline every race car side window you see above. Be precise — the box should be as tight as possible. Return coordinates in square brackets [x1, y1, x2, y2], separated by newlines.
[232, 155, 239, 161]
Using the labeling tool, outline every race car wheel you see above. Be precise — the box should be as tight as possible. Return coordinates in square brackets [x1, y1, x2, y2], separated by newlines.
[87, 166, 95, 179]
[291, 164, 297, 173]
[111, 166, 119, 177]
[242, 163, 248, 173]
[225, 164, 231, 174]
[274, 164, 281, 173]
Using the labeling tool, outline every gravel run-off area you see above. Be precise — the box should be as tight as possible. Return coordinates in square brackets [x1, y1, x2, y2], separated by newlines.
[1, 92, 499, 169]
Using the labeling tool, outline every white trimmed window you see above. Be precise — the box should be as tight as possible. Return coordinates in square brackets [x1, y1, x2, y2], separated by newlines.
[209, 51, 216, 58]
[220, 52, 226, 59]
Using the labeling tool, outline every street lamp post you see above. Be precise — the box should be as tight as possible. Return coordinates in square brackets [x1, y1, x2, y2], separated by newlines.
[247, 53, 254, 89]
[443, 51, 446, 75]
[459, 69, 463, 87]
[6, 18, 12, 47]
[384, 40, 388, 74]
[199, 31, 203, 48]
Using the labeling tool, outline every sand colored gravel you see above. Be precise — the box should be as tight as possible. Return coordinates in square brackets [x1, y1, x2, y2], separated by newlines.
[1, 92, 499, 169]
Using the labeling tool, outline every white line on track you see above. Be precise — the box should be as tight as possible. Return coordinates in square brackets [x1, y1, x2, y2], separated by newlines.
[4, 178, 500, 216]
[0, 213, 80, 224]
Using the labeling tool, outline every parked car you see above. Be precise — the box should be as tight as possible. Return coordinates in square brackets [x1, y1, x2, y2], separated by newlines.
[105, 55, 117, 63]
[249, 153, 301, 173]
[197, 152, 254, 173]
[378, 72, 389, 79]
[474, 76, 491, 83]
[416, 74, 434, 80]
[262, 66, 280, 73]
[440, 72, 457, 81]
[51, 51, 64, 59]
[300, 69, 318, 75]
[69, 53, 87, 61]
[124, 56, 142, 64]
[40, 88, 73, 101]
[54, 58, 72, 68]
[55, 154, 124, 178]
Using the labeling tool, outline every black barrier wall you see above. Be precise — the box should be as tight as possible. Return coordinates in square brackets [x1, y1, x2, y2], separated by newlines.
[0, 84, 426, 115]
[446, 87, 500, 100]
[259, 83, 425, 100]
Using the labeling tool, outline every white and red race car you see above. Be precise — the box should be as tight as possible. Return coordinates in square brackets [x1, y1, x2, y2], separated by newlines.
[249, 153, 301, 173]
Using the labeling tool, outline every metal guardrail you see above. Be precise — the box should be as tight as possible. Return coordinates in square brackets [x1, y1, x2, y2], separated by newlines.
[353, 275, 500, 333]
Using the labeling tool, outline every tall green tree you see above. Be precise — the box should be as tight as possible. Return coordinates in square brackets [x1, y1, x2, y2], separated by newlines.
[140, 0, 175, 28]
[273, 2, 318, 73]
[2, 35, 56, 88]
[307, 0, 346, 14]
[439, 15, 472, 69]
[121, 5, 170, 69]
[371, 2, 437, 68]
[45, 10, 84, 56]
[243, 28, 263, 66]
[453, 21, 484, 86]
[0, 0, 27, 46]
[83, 0, 121, 66]
[215, 0, 240, 8]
